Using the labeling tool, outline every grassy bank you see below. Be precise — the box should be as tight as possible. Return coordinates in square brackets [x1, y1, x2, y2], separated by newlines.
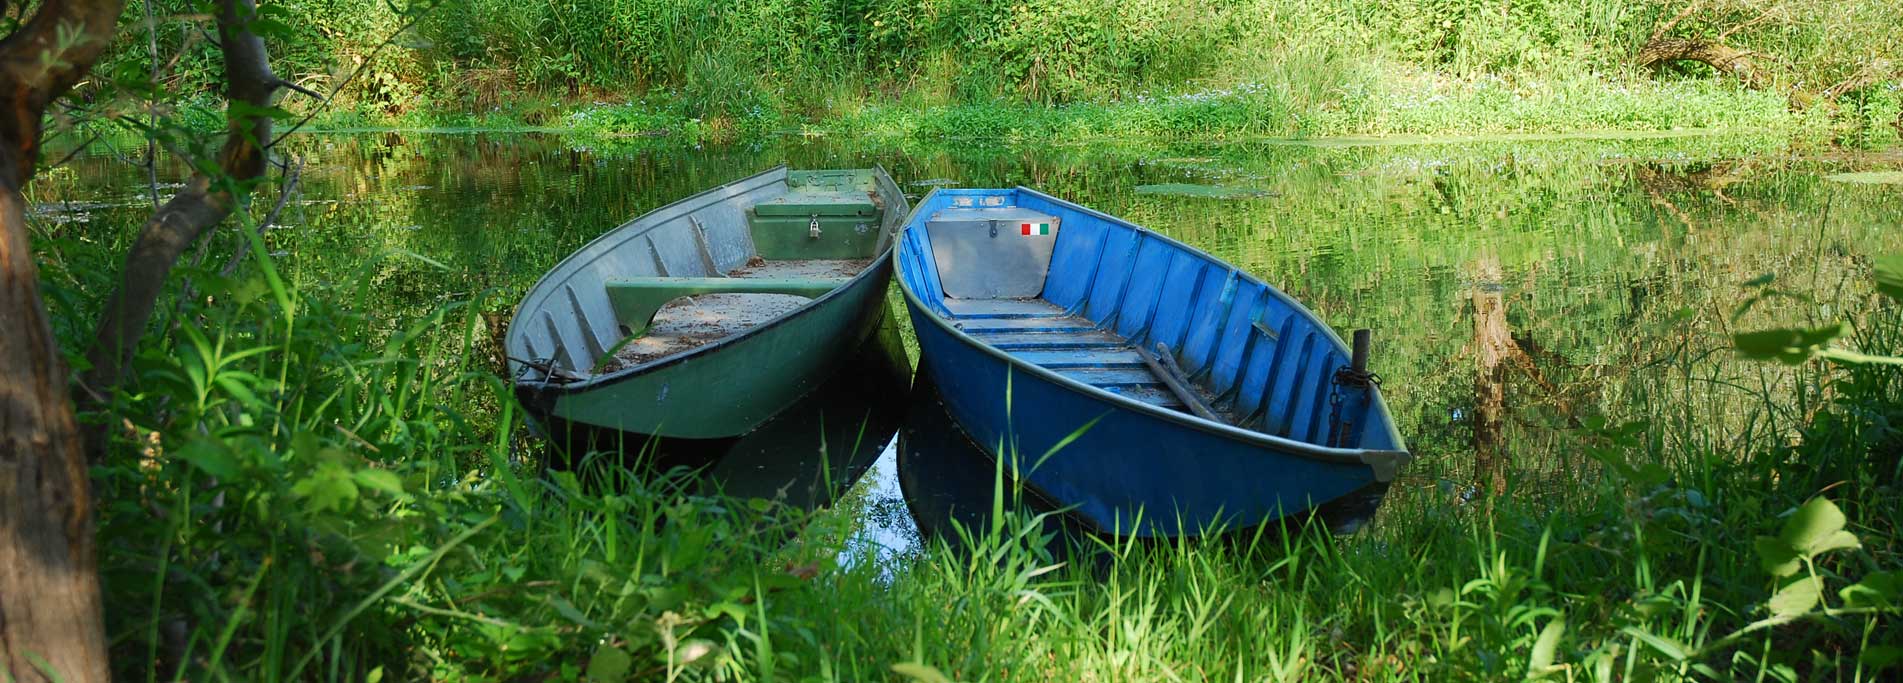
[27, 132, 1903, 680]
[73, 0, 1903, 147]
[66, 238, 1903, 681]
[146, 72, 1820, 148]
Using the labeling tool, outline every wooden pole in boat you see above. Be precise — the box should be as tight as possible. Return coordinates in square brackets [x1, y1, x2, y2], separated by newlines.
[1135, 343, 1225, 423]
[1351, 329, 1371, 374]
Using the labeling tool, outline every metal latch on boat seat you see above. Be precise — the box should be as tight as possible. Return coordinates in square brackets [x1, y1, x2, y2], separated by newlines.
[809, 215, 821, 239]
[603, 276, 848, 338]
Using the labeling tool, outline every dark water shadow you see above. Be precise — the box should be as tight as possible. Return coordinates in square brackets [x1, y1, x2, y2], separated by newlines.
[535, 315, 913, 513]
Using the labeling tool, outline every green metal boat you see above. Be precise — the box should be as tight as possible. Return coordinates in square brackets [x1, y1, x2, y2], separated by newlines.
[507, 166, 909, 441]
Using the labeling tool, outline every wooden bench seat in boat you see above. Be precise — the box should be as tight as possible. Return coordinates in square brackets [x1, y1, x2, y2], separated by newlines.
[604, 276, 851, 338]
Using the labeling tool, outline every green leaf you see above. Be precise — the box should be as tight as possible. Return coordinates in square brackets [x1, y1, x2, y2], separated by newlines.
[292, 430, 321, 460]
[248, 17, 297, 40]
[177, 439, 242, 479]
[1840, 571, 1901, 609]
[584, 644, 631, 682]
[1526, 616, 1565, 679]
[1734, 324, 1845, 364]
[1620, 626, 1688, 661]
[214, 374, 267, 411]
[291, 463, 359, 513]
[366, 667, 383, 683]
[1807, 530, 1861, 555]
[548, 596, 600, 629]
[1862, 646, 1903, 672]
[353, 469, 404, 496]
[1754, 536, 1801, 577]
[891, 662, 956, 683]
[1876, 254, 1903, 302]
[1769, 577, 1821, 618]
[1743, 273, 1776, 287]
[1779, 497, 1849, 556]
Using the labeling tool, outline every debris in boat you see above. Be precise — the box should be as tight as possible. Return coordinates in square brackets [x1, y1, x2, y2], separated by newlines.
[605, 293, 812, 369]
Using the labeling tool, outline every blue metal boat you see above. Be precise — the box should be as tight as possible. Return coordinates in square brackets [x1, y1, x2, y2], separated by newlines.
[893, 187, 1410, 537]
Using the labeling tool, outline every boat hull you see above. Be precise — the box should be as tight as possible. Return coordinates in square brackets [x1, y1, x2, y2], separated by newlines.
[894, 186, 1406, 539]
[904, 297, 1378, 537]
[519, 258, 893, 439]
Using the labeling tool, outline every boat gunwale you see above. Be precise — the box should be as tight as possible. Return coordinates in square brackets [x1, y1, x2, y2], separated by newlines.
[893, 186, 1410, 480]
[510, 164, 906, 393]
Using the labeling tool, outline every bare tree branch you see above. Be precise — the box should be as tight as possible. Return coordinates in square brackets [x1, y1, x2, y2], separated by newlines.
[222, 155, 300, 276]
[81, 0, 282, 424]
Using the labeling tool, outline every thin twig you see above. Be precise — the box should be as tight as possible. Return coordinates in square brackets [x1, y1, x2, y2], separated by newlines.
[144, 0, 162, 210]
[220, 154, 301, 276]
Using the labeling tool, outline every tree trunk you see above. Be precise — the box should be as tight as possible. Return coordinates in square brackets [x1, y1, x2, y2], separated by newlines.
[0, 2, 131, 680]
[0, 145, 110, 683]
[1470, 256, 1512, 498]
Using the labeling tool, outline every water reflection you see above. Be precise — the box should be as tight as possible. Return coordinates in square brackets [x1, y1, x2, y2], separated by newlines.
[31, 131, 1903, 539]
[537, 314, 913, 512]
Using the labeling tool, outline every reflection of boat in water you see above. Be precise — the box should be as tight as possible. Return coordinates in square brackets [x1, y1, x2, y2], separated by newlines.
[539, 315, 913, 512]
[897, 370, 1079, 543]
[895, 187, 1408, 538]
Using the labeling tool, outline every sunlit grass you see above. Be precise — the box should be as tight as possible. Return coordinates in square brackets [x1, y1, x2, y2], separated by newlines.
[31, 133, 1902, 680]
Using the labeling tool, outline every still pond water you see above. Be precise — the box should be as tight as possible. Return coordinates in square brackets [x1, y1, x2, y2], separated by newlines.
[36, 131, 1903, 558]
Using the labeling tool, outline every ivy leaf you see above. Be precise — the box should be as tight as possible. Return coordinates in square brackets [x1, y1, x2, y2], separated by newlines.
[353, 469, 404, 496]
[1875, 254, 1903, 302]
[1769, 577, 1821, 618]
[1779, 497, 1851, 556]
[1734, 325, 1845, 364]
[584, 644, 631, 682]
[1754, 536, 1801, 577]
[1840, 571, 1901, 609]
[1526, 616, 1566, 679]
[291, 463, 359, 513]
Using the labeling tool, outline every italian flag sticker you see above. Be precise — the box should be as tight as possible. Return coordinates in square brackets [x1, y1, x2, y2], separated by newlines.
[1020, 222, 1051, 236]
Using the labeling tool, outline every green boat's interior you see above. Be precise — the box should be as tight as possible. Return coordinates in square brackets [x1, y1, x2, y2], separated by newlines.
[598, 171, 886, 371]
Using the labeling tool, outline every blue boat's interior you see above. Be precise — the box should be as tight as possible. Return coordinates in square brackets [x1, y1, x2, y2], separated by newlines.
[899, 188, 1399, 451]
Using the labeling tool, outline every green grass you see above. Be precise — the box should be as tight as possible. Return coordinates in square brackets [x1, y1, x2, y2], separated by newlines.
[281, 74, 1814, 146]
[57, 216, 1901, 682]
[30, 133, 1902, 680]
[81, 0, 1903, 147]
